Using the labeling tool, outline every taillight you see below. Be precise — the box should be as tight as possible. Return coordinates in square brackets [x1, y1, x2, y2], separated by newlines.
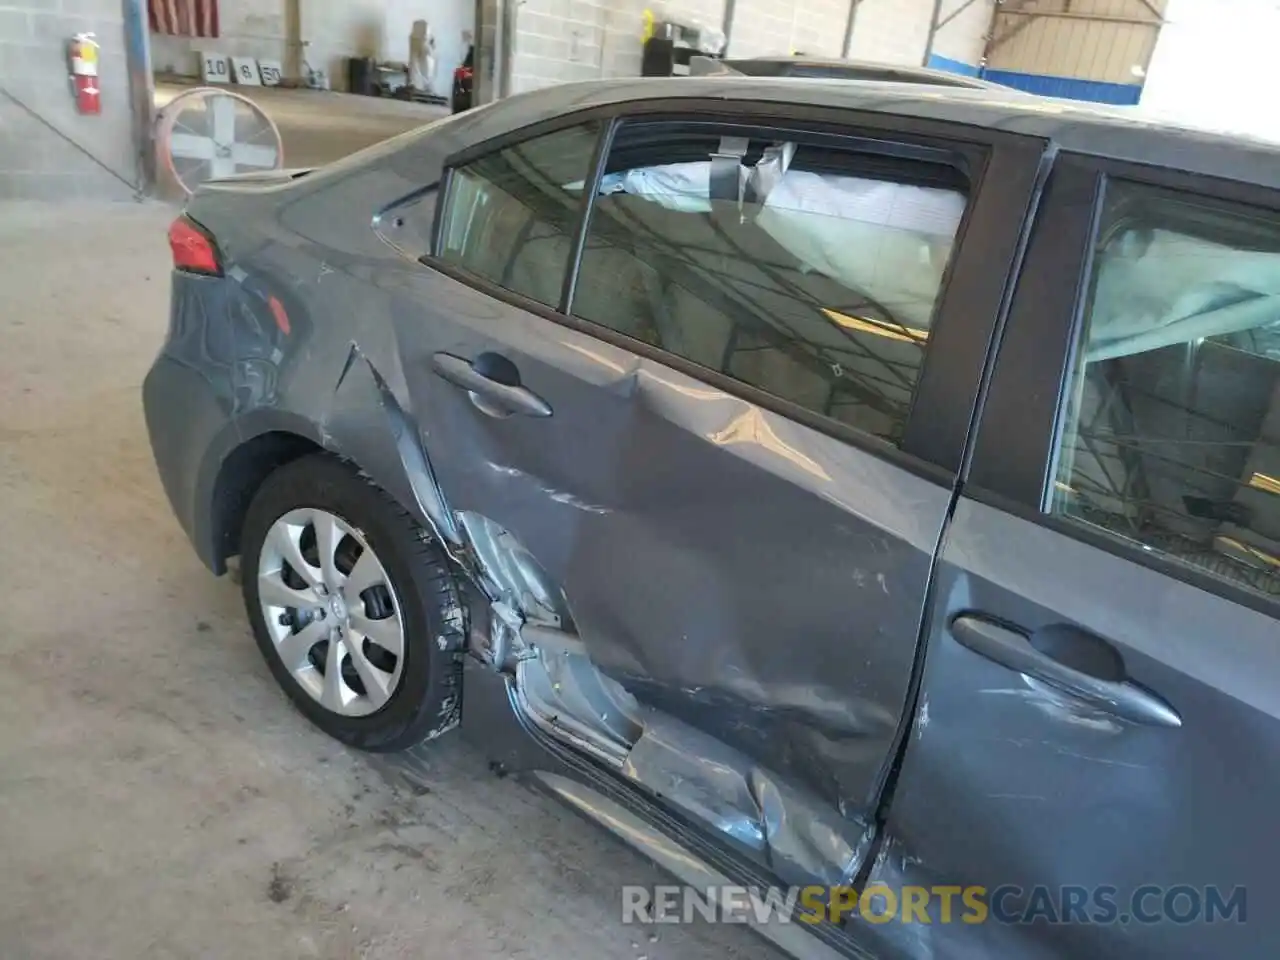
[168, 215, 222, 276]
[455, 66, 473, 81]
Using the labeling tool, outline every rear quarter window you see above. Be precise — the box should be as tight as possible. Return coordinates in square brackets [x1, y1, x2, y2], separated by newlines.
[437, 122, 600, 309]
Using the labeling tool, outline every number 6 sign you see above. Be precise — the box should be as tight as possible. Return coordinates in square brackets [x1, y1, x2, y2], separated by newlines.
[231, 57, 263, 86]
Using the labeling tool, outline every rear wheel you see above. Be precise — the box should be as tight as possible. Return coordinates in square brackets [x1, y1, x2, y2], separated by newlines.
[240, 455, 463, 751]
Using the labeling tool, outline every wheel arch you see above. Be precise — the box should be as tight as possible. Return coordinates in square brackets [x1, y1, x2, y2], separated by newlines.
[197, 412, 329, 574]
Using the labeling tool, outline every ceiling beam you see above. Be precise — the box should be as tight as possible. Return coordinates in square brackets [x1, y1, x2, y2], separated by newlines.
[1134, 0, 1166, 22]
[985, 0, 1046, 57]
[934, 0, 983, 33]
[997, 8, 1162, 26]
[841, 0, 863, 58]
[923, 0, 947, 64]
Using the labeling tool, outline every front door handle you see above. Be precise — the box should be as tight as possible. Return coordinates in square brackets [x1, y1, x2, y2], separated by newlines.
[950, 614, 1181, 728]
[431, 351, 552, 418]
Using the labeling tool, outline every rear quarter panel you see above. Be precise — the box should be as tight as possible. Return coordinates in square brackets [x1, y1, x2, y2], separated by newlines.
[164, 107, 516, 552]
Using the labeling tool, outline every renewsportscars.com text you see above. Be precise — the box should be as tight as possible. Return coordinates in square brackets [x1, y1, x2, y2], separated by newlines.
[621, 884, 1247, 926]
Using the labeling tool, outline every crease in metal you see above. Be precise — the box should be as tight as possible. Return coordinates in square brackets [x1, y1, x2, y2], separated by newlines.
[327, 343, 462, 551]
[439, 352, 898, 886]
[530, 771, 855, 960]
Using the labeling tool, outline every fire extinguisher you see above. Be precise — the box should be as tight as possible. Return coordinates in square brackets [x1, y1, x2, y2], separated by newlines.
[68, 33, 100, 115]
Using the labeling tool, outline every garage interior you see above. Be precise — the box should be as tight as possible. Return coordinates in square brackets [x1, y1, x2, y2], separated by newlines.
[0, 0, 1272, 957]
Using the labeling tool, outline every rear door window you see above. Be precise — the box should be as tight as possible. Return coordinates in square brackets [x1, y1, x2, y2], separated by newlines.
[569, 121, 970, 446]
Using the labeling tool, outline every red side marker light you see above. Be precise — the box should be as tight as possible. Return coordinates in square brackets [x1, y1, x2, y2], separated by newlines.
[267, 294, 291, 335]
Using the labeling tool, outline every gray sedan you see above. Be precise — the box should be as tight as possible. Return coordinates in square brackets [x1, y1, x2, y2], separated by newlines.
[144, 75, 1278, 959]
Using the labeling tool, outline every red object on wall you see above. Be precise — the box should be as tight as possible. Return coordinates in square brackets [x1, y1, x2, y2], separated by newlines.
[148, 0, 220, 39]
[72, 74, 100, 114]
[68, 34, 100, 115]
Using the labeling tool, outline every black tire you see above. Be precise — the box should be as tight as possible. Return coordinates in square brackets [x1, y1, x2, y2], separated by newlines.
[240, 454, 464, 751]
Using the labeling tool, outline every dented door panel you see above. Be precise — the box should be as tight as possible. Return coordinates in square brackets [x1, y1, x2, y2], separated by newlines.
[378, 256, 952, 883]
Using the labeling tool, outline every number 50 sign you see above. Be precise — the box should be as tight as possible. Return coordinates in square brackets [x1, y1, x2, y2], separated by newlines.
[257, 59, 284, 86]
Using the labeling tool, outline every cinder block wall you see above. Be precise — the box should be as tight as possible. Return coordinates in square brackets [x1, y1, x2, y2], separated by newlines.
[506, 0, 975, 94]
[151, 0, 475, 98]
[0, 1, 137, 200]
[509, 0, 727, 93]
[845, 0, 935, 64]
[729, 0, 850, 59]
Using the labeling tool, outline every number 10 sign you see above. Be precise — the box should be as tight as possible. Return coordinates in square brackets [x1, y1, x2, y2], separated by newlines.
[200, 52, 231, 83]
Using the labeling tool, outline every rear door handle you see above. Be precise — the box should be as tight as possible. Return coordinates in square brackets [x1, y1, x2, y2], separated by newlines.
[950, 614, 1181, 728]
[431, 351, 552, 418]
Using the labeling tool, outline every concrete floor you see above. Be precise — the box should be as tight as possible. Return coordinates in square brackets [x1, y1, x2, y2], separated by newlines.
[0, 93, 778, 960]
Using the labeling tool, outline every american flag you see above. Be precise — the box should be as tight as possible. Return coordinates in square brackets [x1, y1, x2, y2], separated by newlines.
[149, 0, 220, 38]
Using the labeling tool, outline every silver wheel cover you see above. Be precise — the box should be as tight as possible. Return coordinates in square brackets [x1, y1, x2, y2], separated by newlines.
[257, 508, 405, 717]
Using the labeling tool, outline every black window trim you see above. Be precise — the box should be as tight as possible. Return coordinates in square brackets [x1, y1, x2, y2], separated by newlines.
[422, 97, 1045, 487]
[968, 150, 1280, 621]
[560, 114, 619, 314]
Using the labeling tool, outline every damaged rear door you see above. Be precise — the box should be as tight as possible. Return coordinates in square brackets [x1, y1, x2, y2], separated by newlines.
[380, 103, 1043, 886]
